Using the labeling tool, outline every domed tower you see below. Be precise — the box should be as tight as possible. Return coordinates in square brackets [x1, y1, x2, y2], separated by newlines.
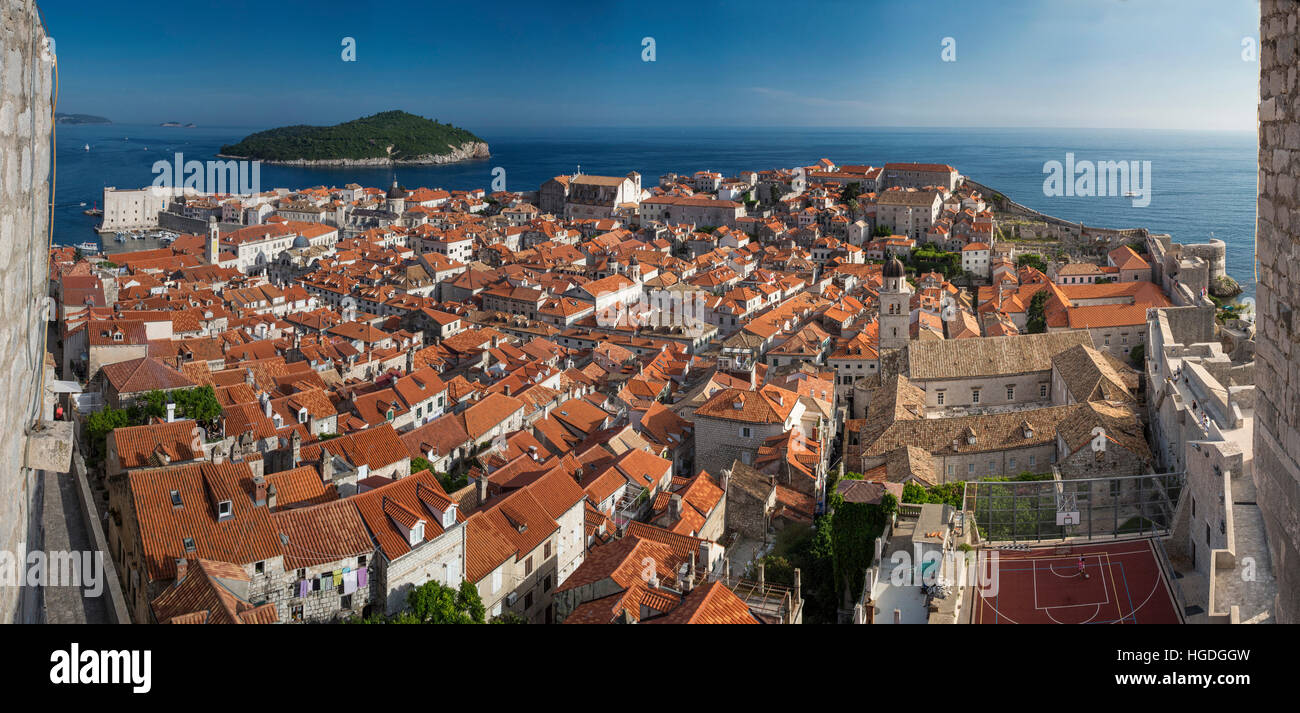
[386, 180, 408, 214]
[879, 256, 912, 351]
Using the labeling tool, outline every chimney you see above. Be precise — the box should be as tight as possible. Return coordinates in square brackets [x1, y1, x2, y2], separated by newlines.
[262, 392, 271, 418]
[758, 562, 766, 590]
[723, 557, 731, 586]
[253, 475, 267, 506]
[166, 403, 176, 423]
[174, 558, 188, 583]
[321, 453, 334, 483]
[267, 483, 278, 511]
[245, 368, 255, 386]
[476, 475, 489, 504]
[669, 493, 683, 520]
[290, 429, 302, 468]
[794, 568, 802, 604]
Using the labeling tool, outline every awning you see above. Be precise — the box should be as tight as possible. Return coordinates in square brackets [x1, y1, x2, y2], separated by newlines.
[46, 380, 84, 394]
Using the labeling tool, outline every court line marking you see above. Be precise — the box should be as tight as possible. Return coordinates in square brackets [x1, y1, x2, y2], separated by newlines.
[975, 541, 1180, 624]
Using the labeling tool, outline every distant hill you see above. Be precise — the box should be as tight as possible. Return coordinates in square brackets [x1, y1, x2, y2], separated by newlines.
[55, 113, 111, 125]
[218, 110, 489, 165]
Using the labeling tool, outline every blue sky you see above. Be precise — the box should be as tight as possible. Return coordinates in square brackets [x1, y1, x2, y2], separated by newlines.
[40, 0, 1260, 131]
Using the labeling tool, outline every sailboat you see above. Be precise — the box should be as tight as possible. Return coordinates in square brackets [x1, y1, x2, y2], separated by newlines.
[83, 143, 89, 151]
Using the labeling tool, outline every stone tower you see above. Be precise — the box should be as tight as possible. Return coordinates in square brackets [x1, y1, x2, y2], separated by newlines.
[878, 256, 912, 351]
[1253, 0, 1300, 625]
[207, 216, 220, 265]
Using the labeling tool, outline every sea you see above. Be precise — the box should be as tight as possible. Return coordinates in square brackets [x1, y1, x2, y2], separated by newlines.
[53, 124, 1258, 297]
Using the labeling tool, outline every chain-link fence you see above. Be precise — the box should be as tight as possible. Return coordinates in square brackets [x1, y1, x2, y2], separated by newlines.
[963, 472, 1185, 543]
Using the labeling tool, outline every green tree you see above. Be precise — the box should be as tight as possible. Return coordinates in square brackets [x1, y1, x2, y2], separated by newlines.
[1016, 253, 1047, 272]
[830, 493, 897, 604]
[873, 225, 893, 237]
[85, 406, 132, 463]
[839, 181, 864, 204]
[411, 456, 434, 475]
[405, 580, 486, 624]
[491, 611, 529, 624]
[171, 385, 221, 425]
[1026, 291, 1049, 334]
[1128, 343, 1145, 369]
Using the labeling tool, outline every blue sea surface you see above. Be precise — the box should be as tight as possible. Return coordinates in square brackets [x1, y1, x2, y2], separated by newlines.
[52, 125, 1258, 296]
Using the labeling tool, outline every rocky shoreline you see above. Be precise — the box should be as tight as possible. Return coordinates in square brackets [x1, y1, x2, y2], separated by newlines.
[217, 140, 490, 166]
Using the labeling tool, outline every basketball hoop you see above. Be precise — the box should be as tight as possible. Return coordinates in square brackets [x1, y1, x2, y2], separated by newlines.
[1057, 512, 1079, 526]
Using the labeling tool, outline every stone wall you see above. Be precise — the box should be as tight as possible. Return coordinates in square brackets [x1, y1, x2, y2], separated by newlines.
[693, 415, 786, 480]
[0, 0, 54, 624]
[1252, 0, 1300, 625]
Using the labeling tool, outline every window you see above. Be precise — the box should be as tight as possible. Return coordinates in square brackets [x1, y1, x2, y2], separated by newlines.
[524, 591, 534, 610]
[968, 463, 975, 474]
[971, 389, 981, 404]
[1039, 383, 1048, 399]
[1009, 457, 1016, 470]
[1028, 455, 1036, 467]
[947, 464, 954, 476]
[936, 391, 945, 406]
[1205, 523, 1211, 546]
[544, 541, 551, 559]
[1006, 385, 1015, 401]
[543, 575, 553, 593]
[740, 427, 752, 438]
[525, 557, 533, 576]
[491, 569, 502, 593]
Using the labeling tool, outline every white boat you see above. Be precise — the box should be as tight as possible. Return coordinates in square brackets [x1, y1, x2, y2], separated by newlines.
[114, 234, 125, 243]
[74, 241, 99, 252]
[83, 143, 89, 151]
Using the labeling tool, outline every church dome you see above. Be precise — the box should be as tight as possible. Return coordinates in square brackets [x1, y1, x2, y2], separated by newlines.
[293, 234, 310, 249]
[884, 256, 906, 278]
[386, 181, 408, 199]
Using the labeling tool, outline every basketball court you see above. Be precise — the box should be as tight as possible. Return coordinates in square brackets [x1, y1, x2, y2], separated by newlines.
[971, 539, 1182, 624]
